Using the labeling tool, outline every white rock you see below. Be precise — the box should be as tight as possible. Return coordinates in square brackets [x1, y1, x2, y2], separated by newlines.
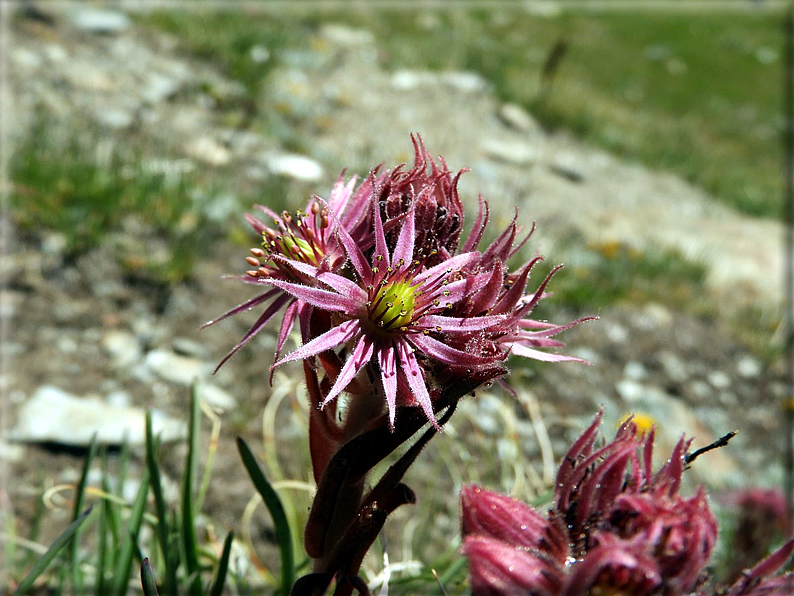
[141, 73, 182, 104]
[145, 349, 211, 385]
[498, 103, 539, 133]
[736, 355, 762, 378]
[708, 370, 731, 389]
[391, 70, 487, 93]
[250, 45, 271, 63]
[197, 383, 237, 412]
[264, 152, 324, 182]
[71, 9, 131, 34]
[185, 137, 231, 166]
[657, 351, 689, 383]
[481, 137, 538, 166]
[13, 48, 42, 69]
[320, 24, 375, 46]
[9, 386, 185, 446]
[102, 330, 143, 368]
[707, 370, 732, 390]
[616, 379, 644, 403]
[623, 360, 647, 380]
[95, 108, 134, 130]
[0, 439, 24, 463]
[441, 71, 489, 93]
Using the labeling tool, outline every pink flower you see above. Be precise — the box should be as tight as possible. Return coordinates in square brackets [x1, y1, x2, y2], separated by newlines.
[262, 200, 506, 429]
[461, 412, 720, 595]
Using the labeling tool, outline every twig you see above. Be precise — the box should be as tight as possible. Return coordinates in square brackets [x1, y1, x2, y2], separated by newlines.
[684, 430, 738, 465]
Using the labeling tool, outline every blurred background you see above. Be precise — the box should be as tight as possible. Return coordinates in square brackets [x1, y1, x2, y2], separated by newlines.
[3, 1, 791, 593]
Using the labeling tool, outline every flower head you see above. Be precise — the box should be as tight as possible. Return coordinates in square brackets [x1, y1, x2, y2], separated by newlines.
[263, 200, 506, 429]
[461, 412, 720, 595]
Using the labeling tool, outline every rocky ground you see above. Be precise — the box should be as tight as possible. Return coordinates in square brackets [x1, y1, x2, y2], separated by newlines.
[3, 5, 790, 587]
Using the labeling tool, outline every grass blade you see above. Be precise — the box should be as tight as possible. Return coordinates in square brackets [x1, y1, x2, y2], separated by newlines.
[95, 450, 110, 596]
[209, 531, 234, 596]
[12, 506, 94, 596]
[140, 557, 160, 596]
[110, 469, 150, 596]
[237, 437, 294, 595]
[145, 410, 178, 596]
[70, 434, 98, 593]
[182, 384, 203, 596]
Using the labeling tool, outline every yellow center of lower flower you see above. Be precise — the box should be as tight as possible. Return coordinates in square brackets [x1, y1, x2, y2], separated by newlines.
[369, 281, 416, 331]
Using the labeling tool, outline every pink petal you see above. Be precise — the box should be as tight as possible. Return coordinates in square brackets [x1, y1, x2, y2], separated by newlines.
[334, 214, 373, 286]
[201, 288, 280, 328]
[517, 317, 598, 339]
[398, 341, 439, 429]
[461, 196, 489, 253]
[373, 198, 390, 269]
[392, 205, 415, 267]
[414, 251, 480, 284]
[261, 278, 358, 314]
[418, 314, 505, 333]
[433, 270, 495, 306]
[212, 293, 292, 373]
[254, 204, 283, 225]
[509, 343, 589, 363]
[321, 335, 375, 407]
[244, 213, 268, 234]
[378, 343, 398, 429]
[410, 332, 500, 366]
[274, 320, 361, 367]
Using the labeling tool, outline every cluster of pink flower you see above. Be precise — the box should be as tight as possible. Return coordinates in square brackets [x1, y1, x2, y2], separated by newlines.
[208, 136, 591, 593]
[209, 137, 792, 595]
[461, 411, 794, 596]
[208, 135, 590, 432]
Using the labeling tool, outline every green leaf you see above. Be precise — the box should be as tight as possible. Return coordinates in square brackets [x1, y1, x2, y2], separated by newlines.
[12, 506, 94, 596]
[70, 434, 98, 593]
[208, 531, 234, 596]
[110, 470, 150, 596]
[237, 437, 294, 595]
[182, 384, 203, 596]
[145, 410, 178, 596]
[140, 557, 160, 596]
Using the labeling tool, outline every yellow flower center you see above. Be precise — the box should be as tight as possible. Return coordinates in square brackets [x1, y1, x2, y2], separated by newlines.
[369, 281, 416, 331]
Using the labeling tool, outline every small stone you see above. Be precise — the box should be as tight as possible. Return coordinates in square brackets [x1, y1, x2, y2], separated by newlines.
[13, 48, 42, 70]
[71, 9, 131, 34]
[141, 73, 182, 104]
[0, 439, 24, 463]
[606, 323, 628, 343]
[95, 108, 134, 130]
[441, 72, 489, 93]
[102, 330, 143, 368]
[264, 152, 324, 182]
[688, 380, 712, 400]
[250, 45, 270, 63]
[616, 379, 644, 404]
[145, 349, 211, 385]
[707, 370, 732, 390]
[10, 386, 185, 446]
[41, 232, 68, 256]
[172, 337, 209, 359]
[480, 137, 538, 166]
[657, 351, 689, 383]
[320, 24, 375, 46]
[623, 360, 647, 380]
[185, 137, 232, 166]
[736, 355, 762, 379]
[498, 103, 539, 133]
[198, 383, 237, 412]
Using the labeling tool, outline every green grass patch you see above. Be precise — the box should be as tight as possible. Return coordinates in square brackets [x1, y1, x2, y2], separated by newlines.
[10, 117, 216, 283]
